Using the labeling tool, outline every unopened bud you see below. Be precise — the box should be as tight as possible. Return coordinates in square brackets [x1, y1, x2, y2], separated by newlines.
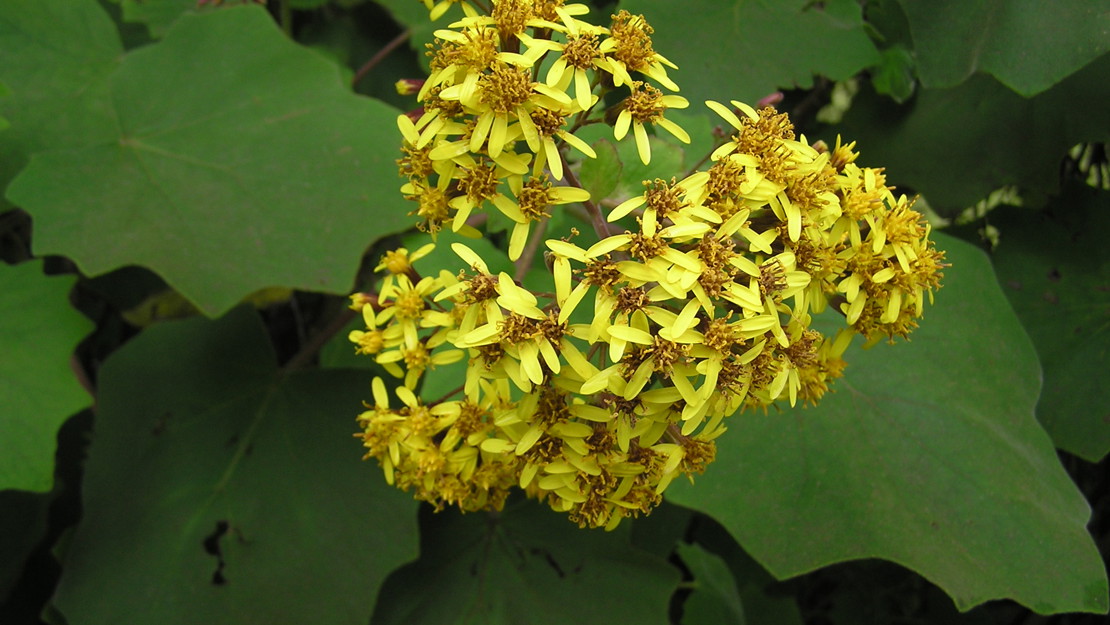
[395, 78, 425, 96]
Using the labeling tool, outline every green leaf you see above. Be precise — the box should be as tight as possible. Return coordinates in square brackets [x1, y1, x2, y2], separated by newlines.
[612, 135, 686, 206]
[571, 128, 686, 207]
[0, 0, 123, 210]
[897, 0, 1110, 96]
[870, 46, 916, 103]
[7, 5, 413, 317]
[578, 139, 623, 204]
[52, 307, 419, 625]
[115, 0, 197, 38]
[830, 55, 1110, 214]
[677, 542, 746, 625]
[619, 0, 880, 106]
[991, 186, 1110, 462]
[0, 260, 92, 492]
[687, 516, 804, 625]
[371, 499, 680, 625]
[666, 233, 1109, 614]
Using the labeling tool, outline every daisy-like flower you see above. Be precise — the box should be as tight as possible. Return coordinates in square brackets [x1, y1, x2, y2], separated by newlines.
[348, 303, 402, 357]
[517, 102, 597, 180]
[607, 173, 717, 235]
[446, 155, 525, 231]
[493, 174, 592, 260]
[614, 81, 690, 165]
[374, 242, 437, 295]
[596, 10, 679, 90]
[517, 23, 609, 111]
[438, 59, 575, 159]
[376, 273, 448, 350]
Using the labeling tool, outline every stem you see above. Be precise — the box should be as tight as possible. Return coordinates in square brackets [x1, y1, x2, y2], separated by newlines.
[560, 151, 612, 239]
[278, 0, 293, 37]
[430, 384, 466, 405]
[352, 29, 412, 88]
[281, 306, 358, 373]
[514, 219, 548, 283]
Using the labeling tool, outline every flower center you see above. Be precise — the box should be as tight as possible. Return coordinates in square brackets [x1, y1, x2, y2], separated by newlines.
[457, 159, 500, 204]
[609, 10, 656, 71]
[479, 62, 534, 113]
[518, 175, 554, 221]
[562, 33, 600, 69]
[623, 81, 665, 123]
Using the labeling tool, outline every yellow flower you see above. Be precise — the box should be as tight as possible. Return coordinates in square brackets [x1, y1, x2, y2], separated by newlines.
[492, 174, 592, 260]
[516, 103, 596, 180]
[375, 242, 435, 276]
[348, 304, 401, 357]
[353, 0, 947, 531]
[517, 24, 609, 111]
[597, 10, 679, 91]
[438, 59, 575, 159]
[614, 81, 689, 165]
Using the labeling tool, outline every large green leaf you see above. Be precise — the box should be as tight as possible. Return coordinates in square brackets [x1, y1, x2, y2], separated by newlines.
[897, 0, 1110, 96]
[991, 186, 1110, 462]
[619, 0, 880, 106]
[831, 54, 1110, 214]
[53, 307, 419, 624]
[7, 5, 412, 316]
[0, 261, 92, 492]
[371, 499, 680, 625]
[666, 233, 1109, 614]
[0, 0, 122, 208]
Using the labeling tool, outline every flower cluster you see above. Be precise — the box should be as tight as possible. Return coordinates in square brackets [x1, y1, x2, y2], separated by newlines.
[351, 0, 944, 529]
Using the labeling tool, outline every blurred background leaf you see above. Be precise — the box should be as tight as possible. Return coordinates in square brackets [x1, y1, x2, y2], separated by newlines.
[896, 0, 1110, 96]
[676, 542, 746, 625]
[829, 53, 1110, 214]
[991, 183, 1110, 462]
[620, 0, 880, 106]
